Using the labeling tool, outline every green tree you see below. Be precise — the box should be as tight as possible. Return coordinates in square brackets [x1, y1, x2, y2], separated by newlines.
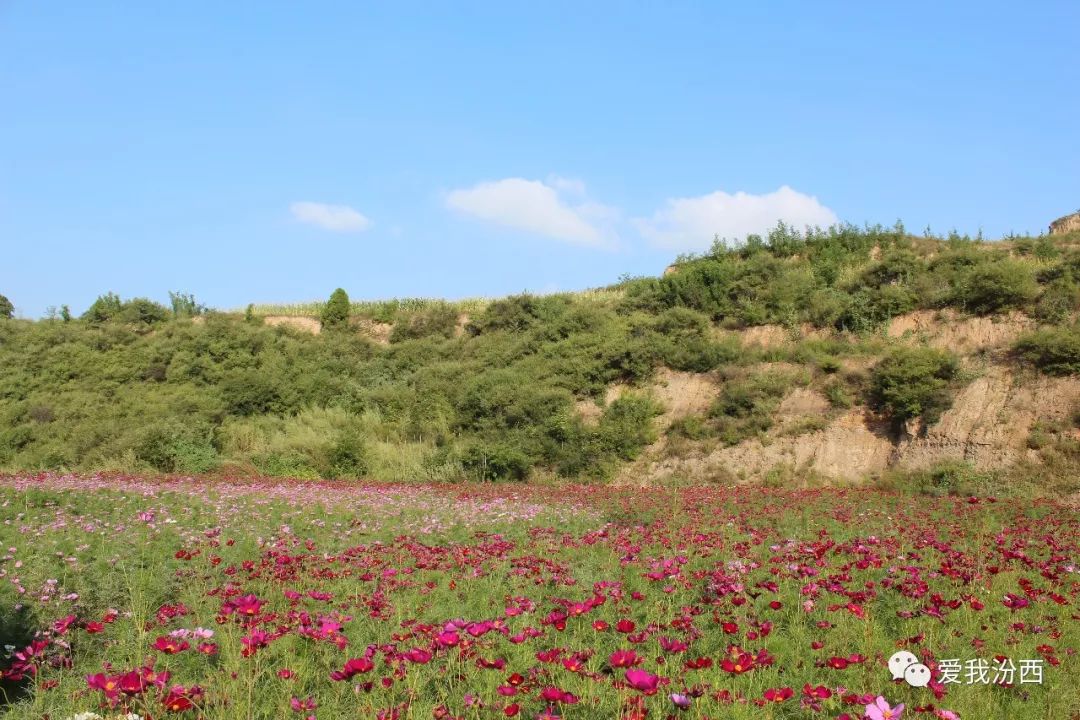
[321, 288, 350, 329]
[82, 292, 123, 323]
[870, 347, 960, 426]
[0, 294, 13, 319]
[169, 291, 205, 318]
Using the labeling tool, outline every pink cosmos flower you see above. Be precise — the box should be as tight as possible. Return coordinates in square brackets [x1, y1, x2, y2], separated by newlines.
[865, 696, 905, 720]
[624, 668, 660, 695]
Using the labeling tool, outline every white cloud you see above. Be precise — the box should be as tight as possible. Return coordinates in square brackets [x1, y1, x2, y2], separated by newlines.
[546, 174, 587, 197]
[634, 186, 838, 251]
[290, 201, 371, 232]
[445, 178, 614, 247]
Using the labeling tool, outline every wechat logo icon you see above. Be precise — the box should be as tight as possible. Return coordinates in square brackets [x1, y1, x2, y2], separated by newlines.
[888, 650, 931, 687]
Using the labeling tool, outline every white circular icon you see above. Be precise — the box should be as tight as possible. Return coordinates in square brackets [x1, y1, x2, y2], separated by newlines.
[904, 662, 932, 687]
[887, 650, 919, 680]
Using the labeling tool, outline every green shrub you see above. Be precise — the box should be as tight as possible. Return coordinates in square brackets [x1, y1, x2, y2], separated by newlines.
[837, 285, 917, 332]
[0, 293, 12, 319]
[135, 421, 218, 473]
[472, 294, 570, 334]
[879, 460, 996, 496]
[326, 430, 368, 479]
[1014, 327, 1080, 376]
[254, 452, 320, 480]
[321, 288, 350, 329]
[870, 347, 960, 424]
[668, 415, 712, 440]
[661, 337, 737, 373]
[708, 372, 792, 445]
[117, 298, 171, 326]
[1034, 280, 1080, 323]
[823, 379, 853, 408]
[597, 393, 661, 460]
[82, 292, 123, 323]
[461, 440, 531, 482]
[169, 291, 205, 318]
[954, 261, 1039, 314]
[222, 370, 292, 416]
[390, 303, 459, 342]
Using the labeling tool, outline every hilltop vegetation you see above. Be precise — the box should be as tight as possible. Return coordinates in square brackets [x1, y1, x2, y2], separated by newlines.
[3, 223, 1080, 490]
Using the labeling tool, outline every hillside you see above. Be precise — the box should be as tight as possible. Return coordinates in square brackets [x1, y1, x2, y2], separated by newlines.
[3, 223, 1080, 497]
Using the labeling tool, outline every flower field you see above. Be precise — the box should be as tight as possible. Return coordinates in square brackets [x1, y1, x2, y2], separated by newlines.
[0, 474, 1077, 719]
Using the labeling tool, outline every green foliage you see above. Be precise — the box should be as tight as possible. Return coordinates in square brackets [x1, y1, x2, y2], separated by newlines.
[708, 371, 793, 445]
[461, 440, 531, 482]
[117, 298, 170, 325]
[321, 288, 351, 329]
[870, 347, 960, 425]
[878, 460, 996, 496]
[0, 293, 12, 319]
[169, 291, 206, 318]
[82, 292, 123, 323]
[81, 293, 169, 326]
[4, 225, 1080, 482]
[390, 302, 459, 342]
[135, 420, 218, 473]
[953, 261, 1039, 315]
[221, 369, 295, 416]
[1034, 279, 1080, 323]
[823, 378, 853, 408]
[471, 294, 571, 334]
[326, 430, 369, 479]
[1014, 326, 1080, 376]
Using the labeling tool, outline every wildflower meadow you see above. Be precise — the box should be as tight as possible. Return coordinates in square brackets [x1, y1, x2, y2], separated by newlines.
[0, 473, 1076, 719]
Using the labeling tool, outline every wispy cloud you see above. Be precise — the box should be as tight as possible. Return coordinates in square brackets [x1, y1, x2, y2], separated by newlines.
[634, 186, 838, 251]
[290, 201, 371, 232]
[445, 177, 616, 248]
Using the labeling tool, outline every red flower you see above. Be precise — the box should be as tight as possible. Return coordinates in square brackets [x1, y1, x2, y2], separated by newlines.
[154, 636, 190, 654]
[539, 686, 579, 704]
[609, 649, 641, 668]
[721, 652, 755, 674]
[763, 687, 793, 703]
[802, 684, 832, 699]
[330, 657, 374, 681]
[162, 684, 203, 712]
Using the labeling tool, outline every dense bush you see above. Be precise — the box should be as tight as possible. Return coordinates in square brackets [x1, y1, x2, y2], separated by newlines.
[1014, 327, 1080, 376]
[390, 302, 459, 342]
[708, 371, 794, 445]
[0, 293, 12, 319]
[870, 347, 960, 425]
[135, 420, 217, 473]
[953, 261, 1039, 314]
[1034, 280, 1080, 323]
[80, 293, 170, 326]
[4, 225, 1080, 482]
[81, 292, 124, 323]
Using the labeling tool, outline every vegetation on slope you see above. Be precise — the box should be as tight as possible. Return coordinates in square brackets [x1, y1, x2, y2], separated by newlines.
[2, 223, 1080, 484]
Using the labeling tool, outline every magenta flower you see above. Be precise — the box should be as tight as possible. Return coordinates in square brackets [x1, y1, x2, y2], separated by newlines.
[624, 668, 660, 695]
[866, 696, 905, 720]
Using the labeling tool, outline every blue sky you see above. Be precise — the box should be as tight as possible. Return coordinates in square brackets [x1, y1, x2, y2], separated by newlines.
[2, 2, 1078, 318]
